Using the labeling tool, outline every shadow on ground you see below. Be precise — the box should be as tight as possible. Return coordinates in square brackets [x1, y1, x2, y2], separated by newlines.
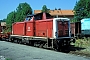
[68, 45, 86, 51]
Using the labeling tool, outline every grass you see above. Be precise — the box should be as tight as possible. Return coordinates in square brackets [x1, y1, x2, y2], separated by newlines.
[75, 37, 90, 48]
[70, 37, 90, 57]
[74, 37, 90, 55]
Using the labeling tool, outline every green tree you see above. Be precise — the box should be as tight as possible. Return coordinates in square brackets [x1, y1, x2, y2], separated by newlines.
[0, 19, 6, 22]
[2, 19, 6, 22]
[74, 0, 90, 22]
[16, 2, 32, 22]
[6, 11, 16, 32]
[41, 5, 50, 13]
[6, 2, 32, 32]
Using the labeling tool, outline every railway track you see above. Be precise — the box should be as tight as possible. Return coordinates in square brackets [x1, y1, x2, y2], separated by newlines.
[0, 39, 90, 58]
[0, 41, 90, 60]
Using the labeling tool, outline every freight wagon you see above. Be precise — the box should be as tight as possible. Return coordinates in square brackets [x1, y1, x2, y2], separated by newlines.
[70, 18, 90, 38]
[0, 23, 11, 40]
[8, 12, 75, 51]
[70, 22, 81, 37]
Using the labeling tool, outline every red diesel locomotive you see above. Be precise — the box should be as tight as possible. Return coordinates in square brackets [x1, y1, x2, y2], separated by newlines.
[9, 13, 75, 51]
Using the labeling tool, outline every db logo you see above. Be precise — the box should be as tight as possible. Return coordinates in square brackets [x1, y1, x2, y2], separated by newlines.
[27, 27, 31, 31]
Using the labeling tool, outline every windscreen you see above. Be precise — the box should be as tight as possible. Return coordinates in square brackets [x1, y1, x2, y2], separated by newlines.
[57, 21, 69, 37]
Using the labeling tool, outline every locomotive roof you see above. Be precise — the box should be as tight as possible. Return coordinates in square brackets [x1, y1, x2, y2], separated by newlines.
[26, 12, 52, 18]
[26, 14, 35, 17]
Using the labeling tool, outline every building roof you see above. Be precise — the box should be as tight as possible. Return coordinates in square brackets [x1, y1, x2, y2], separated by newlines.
[34, 10, 74, 16]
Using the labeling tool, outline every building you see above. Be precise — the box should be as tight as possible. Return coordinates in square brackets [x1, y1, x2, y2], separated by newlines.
[1, 22, 6, 27]
[0, 22, 6, 33]
[34, 10, 74, 20]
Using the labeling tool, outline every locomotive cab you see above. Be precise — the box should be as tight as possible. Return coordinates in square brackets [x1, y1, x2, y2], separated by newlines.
[25, 14, 34, 21]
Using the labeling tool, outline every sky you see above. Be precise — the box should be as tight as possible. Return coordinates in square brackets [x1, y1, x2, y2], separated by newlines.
[0, 0, 79, 20]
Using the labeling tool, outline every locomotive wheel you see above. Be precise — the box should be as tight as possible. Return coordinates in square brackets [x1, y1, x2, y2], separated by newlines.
[8, 38, 14, 42]
[18, 40, 22, 44]
[29, 41, 34, 46]
[0, 38, 2, 41]
[53, 40, 60, 51]
[17, 39, 20, 44]
[39, 42, 45, 48]
[17, 39, 22, 44]
[59, 40, 70, 53]
[11, 38, 14, 43]
[7, 38, 11, 42]
[53, 40, 66, 52]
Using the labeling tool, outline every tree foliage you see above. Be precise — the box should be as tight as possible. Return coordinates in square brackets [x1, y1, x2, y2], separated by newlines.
[6, 2, 32, 32]
[0, 19, 6, 22]
[6, 11, 16, 32]
[74, 0, 90, 22]
[41, 5, 50, 13]
[16, 2, 32, 22]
